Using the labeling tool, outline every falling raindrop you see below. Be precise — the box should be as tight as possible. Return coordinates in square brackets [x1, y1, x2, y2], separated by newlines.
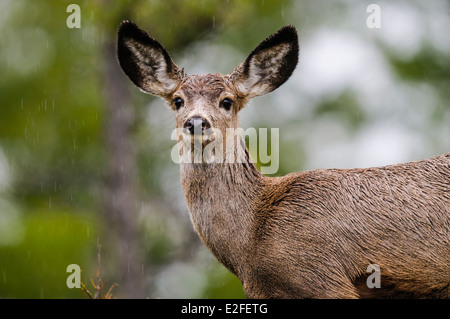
[212, 16, 215, 29]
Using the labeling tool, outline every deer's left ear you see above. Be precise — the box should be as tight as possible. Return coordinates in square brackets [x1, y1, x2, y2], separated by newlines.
[229, 25, 299, 99]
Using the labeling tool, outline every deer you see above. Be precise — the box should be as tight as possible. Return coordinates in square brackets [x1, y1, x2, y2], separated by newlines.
[117, 20, 450, 298]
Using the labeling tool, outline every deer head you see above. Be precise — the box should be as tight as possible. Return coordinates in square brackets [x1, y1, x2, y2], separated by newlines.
[117, 21, 298, 163]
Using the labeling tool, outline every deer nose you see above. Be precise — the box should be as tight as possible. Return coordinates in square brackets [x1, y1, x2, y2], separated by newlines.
[184, 116, 210, 135]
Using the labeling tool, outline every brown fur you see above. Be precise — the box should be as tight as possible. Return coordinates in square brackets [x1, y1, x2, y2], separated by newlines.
[117, 21, 450, 298]
[180, 152, 449, 299]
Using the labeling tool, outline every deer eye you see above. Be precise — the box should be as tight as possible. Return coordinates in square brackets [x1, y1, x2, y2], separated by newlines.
[173, 97, 184, 110]
[221, 98, 233, 111]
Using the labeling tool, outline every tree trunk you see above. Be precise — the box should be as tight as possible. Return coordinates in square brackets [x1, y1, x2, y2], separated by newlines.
[101, 40, 145, 298]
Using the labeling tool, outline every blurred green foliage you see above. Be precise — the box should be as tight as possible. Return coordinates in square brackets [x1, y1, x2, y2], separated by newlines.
[203, 263, 247, 299]
[0, 211, 96, 298]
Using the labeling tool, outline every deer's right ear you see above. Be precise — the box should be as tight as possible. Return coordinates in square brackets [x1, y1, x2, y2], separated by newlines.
[117, 20, 184, 97]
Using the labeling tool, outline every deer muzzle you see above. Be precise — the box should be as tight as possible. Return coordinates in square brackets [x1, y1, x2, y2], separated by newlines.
[183, 116, 211, 135]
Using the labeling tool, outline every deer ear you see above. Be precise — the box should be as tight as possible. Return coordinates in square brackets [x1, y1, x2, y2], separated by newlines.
[229, 25, 299, 99]
[117, 20, 184, 97]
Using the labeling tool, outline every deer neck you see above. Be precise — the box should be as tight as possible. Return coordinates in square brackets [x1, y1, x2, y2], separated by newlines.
[179, 138, 264, 276]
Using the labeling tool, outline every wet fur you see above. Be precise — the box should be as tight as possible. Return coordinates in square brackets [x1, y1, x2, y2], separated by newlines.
[117, 21, 450, 298]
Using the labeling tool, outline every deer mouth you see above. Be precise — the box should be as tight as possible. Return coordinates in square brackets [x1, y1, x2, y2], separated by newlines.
[182, 127, 216, 147]
[176, 127, 220, 164]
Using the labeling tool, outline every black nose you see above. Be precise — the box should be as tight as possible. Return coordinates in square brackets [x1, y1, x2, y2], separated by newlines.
[184, 117, 210, 135]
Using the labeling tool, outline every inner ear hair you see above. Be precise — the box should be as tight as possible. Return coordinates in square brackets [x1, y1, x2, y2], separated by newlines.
[230, 25, 299, 98]
[117, 20, 185, 97]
